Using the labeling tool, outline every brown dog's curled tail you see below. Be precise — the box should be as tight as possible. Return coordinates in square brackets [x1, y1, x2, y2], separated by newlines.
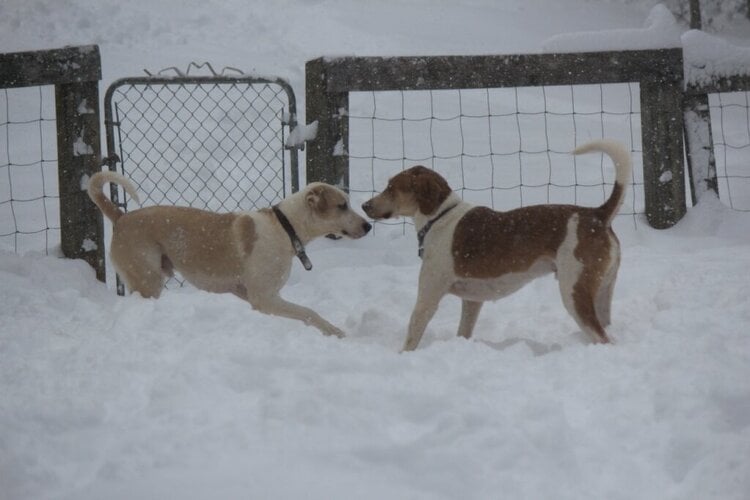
[573, 139, 632, 226]
[87, 171, 141, 223]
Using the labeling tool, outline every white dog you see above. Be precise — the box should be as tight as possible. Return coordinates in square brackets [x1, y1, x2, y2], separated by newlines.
[362, 140, 630, 351]
[88, 171, 371, 338]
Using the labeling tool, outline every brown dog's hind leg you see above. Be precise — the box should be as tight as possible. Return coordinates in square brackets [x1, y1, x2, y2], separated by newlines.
[571, 282, 612, 344]
[558, 265, 612, 344]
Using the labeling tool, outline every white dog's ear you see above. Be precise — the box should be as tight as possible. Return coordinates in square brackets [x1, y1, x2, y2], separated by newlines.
[306, 186, 328, 212]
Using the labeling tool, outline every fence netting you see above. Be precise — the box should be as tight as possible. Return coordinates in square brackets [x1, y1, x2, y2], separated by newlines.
[709, 90, 750, 211]
[0, 86, 59, 254]
[108, 80, 295, 214]
[347, 83, 644, 231]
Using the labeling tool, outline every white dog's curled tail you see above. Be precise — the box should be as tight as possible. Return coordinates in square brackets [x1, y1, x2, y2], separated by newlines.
[87, 171, 141, 223]
[573, 139, 632, 225]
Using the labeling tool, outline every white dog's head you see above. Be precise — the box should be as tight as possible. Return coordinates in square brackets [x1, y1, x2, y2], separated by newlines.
[304, 182, 371, 239]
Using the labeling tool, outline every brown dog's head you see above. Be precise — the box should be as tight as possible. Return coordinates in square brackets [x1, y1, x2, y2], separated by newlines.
[361, 166, 452, 220]
[304, 182, 371, 239]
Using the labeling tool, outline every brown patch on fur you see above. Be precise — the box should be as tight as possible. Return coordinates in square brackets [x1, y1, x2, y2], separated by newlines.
[452, 205, 577, 278]
[405, 166, 452, 215]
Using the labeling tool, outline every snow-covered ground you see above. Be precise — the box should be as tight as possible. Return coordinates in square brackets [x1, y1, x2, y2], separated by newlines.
[2, 1, 750, 499]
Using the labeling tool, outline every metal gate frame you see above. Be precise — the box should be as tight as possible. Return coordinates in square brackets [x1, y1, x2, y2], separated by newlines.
[103, 66, 300, 294]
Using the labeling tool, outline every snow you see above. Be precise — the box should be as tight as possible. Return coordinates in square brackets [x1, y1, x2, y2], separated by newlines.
[2, 207, 750, 500]
[542, 4, 683, 52]
[541, 4, 750, 89]
[285, 121, 319, 149]
[80, 238, 97, 252]
[72, 135, 94, 156]
[683, 28, 750, 86]
[2, 1, 750, 499]
[76, 98, 95, 115]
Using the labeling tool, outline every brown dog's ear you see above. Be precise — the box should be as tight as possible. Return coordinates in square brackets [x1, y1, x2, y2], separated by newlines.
[306, 185, 329, 212]
[412, 168, 451, 215]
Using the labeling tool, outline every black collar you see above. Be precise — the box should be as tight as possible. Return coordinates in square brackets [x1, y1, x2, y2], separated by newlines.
[272, 205, 313, 271]
[417, 204, 458, 259]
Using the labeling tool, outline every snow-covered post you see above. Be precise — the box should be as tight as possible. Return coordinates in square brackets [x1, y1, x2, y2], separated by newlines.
[53, 47, 105, 281]
[306, 58, 349, 189]
[683, 91, 719, 202]
[640, 76, 687, 229]
[683, 0, 720, 203]
[681, 29, 750, 204]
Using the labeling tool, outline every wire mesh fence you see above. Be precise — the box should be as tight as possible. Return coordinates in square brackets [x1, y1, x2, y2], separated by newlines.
[106, 76, 298, 214]
[347, 83, 644, 232]
[709, 90, 750, 211]
[0, 86, 60, 255]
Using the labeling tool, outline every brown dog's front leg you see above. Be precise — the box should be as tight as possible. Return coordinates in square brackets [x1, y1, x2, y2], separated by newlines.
[250, 295, 345, 338]
[403, 284, 446, 352]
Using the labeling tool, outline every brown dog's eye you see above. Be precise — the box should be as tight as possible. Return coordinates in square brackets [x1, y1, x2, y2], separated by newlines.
[338, 202, 348, 211]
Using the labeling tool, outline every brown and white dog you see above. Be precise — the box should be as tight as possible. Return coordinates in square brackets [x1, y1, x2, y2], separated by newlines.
[88, 171, 371, 338]
[362, 139, 631, 351]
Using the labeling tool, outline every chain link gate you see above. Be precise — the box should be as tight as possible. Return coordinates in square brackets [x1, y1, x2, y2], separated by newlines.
[103, 64, 301, 294]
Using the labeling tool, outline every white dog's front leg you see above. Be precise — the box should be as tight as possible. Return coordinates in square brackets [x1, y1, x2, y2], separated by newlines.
[250, 295, 345, 338]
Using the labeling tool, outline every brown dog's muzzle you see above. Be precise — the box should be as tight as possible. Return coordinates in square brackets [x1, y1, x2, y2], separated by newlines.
[361, 197, 392, 220]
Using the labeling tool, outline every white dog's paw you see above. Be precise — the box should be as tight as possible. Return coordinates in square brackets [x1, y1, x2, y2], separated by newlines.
[324, 325, 346, 338]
